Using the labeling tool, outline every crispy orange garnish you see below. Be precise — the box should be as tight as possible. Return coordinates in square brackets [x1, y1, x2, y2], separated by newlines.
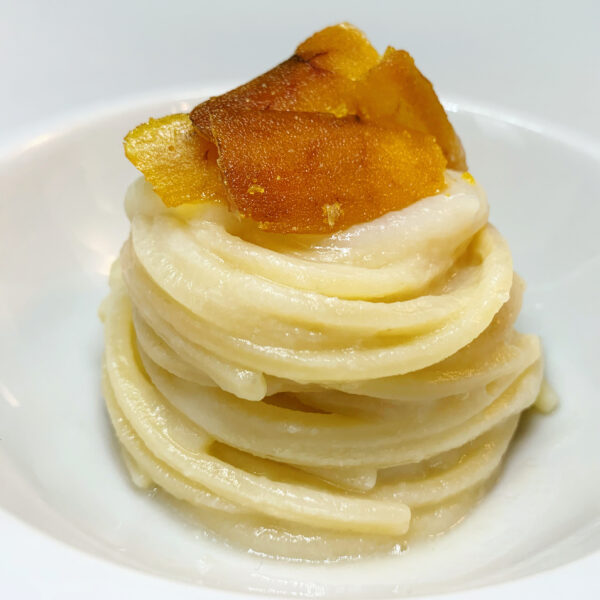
[124, 113, 226, 207]
[210, 109, 446, 234]
[356, 47, 467, 171]
[190, 23, 379, 140]
[124, 24, 467, 232]
[295, 22, 380, 80]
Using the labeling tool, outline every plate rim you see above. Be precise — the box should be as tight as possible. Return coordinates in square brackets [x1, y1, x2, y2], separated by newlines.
[1, 96, 599, 599]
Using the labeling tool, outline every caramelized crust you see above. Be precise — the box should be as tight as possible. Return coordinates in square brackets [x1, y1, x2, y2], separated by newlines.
[124, 114, 226, 207]
[191, 58, 356, 141]
[125, 24, 467, 232]
[295, 22, 380, 80]
[190, 23, 379, 140]
[210, 109, 446, 233]
[357, 48, 467, 171]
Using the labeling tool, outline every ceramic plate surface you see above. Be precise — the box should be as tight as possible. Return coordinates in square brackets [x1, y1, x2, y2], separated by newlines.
[1, 1, 599, 598]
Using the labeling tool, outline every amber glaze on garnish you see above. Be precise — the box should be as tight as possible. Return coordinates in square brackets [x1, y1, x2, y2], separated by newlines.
[124, 23, 466, 234]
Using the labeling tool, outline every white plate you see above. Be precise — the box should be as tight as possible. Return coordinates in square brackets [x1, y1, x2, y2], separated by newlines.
[1, 2, 599, 598]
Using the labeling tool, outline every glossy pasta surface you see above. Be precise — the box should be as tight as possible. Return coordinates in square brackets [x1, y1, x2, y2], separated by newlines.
[100, 170, 549, 560]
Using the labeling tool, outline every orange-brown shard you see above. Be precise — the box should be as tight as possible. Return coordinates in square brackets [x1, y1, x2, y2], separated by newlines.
[295, 22, 380, 80]
[126, 24, 467, 232]
[210, 109, 446, 234]
[190, 23, 379, 141]
[124, 113, 226, 207]
[356, 48, 467, 171]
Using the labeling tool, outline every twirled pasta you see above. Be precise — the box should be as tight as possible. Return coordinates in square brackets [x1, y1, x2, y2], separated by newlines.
[100, 170, 551, 560]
